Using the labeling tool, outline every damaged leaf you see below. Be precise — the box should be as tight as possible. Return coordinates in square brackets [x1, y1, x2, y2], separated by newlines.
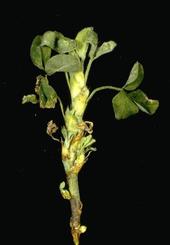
[22, 94, 38, 104]
[129, 89, 159, 114]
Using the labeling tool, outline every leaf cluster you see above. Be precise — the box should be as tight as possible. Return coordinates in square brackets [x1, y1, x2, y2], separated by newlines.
[22, 27, 159, 119]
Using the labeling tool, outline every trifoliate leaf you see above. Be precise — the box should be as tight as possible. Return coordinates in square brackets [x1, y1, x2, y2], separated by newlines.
[95, 41, 117, 59]
[124, 62, 144, 91]
[45, 54, 81, 75]
[128, 89, 159, 114]
[30, 35, 43, 70]
[22, 94, 38, 104]
[112, 90, 139, 119]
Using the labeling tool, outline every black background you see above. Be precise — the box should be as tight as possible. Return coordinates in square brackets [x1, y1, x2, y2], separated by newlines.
[1, 2, 166, 244]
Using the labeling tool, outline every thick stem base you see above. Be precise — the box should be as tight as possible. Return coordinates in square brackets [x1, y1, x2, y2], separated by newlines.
[67, 174, 83, 245]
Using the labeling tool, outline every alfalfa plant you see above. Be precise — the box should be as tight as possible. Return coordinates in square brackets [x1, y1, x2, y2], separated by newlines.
[22, 27, 159, 244]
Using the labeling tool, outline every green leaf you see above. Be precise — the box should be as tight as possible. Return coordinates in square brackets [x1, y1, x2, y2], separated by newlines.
[30, 35, 43, 70]
[39, 85, 47, 108]
[22, 94, 38, 104]
[124, 62, 144, 91]
[57, 37, 76, 53]
[75, 27, 92, 60]
[75, 27, 98, 60]
[40, 76, 58, 108]
[88, 31, 98, 58]
[45, 54, 81, 75]
[112, 90, 139, 119]
[33, 76, 58, 109]
[128, 89, 159, 114]
[95, 41, 117, 59]
[41, 46, 51, 65]
[41, 31, 60, 49]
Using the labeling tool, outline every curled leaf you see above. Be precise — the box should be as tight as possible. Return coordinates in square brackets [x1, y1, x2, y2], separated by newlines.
[129, 89, 159, 114]
[30, 35, 43, 70]
[35, 76, 58, 108]
[112, 90, 139, 119]
[88, 30, 98, 58]
[40, 76, 58, 108]
[75, 27, 98, 60]
[47, 120, 58, 136]
[95, 40, 117, 59]
[41, 31, 59, 49]
[124, 62, 144, 91]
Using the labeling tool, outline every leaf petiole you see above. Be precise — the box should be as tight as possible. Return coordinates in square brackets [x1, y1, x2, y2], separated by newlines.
[57, 95, 65, 119]
[84, 58, 93, 83]
[87, 85, 122, 103]
[65, 72, 70, 90]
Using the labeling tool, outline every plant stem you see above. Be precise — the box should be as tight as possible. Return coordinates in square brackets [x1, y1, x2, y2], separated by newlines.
[87, 85, 122, 103]
[61, 71, 93, 244]
[67, 173, 82, 245]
